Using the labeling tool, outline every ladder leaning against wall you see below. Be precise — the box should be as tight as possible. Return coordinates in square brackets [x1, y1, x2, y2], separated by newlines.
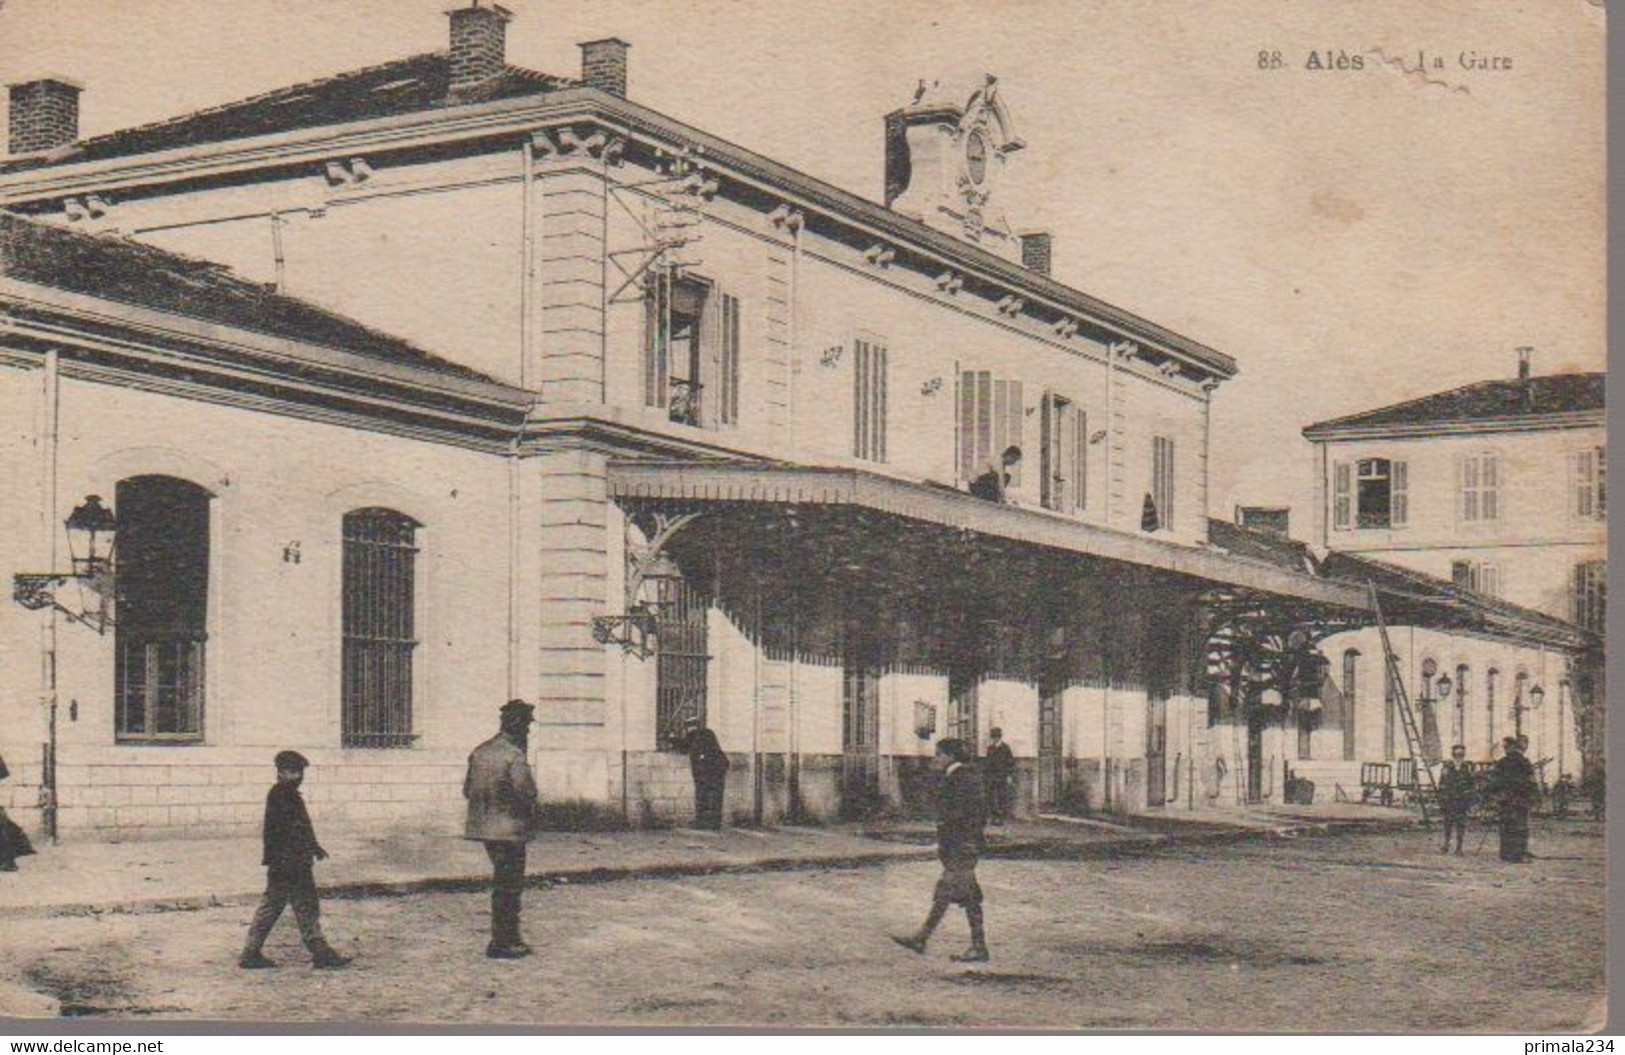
[1368, 581, 1438, 824]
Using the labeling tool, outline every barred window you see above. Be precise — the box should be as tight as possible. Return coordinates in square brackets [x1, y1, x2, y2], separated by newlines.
[342, 509, 420, 748]
[115, 475, 210, 743]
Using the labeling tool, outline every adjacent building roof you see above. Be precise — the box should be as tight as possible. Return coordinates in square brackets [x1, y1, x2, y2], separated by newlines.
[1206, 517, 1598, 651]
[0, 210, 501, 384]
[1303, 373, 1605, 439]
[1, 53, 573, 174]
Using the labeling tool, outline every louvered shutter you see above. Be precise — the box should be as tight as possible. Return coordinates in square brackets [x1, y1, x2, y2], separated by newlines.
[1391, 460, 1409, 526]
[1333, 462, 1351, 529]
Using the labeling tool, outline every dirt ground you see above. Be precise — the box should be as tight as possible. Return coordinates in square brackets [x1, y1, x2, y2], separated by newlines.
[0, 819, 1605, 1031]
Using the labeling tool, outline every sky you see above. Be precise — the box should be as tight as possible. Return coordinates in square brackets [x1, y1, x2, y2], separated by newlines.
[0, 0, 1606, 529]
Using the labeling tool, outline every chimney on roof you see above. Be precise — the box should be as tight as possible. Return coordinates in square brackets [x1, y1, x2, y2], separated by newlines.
[1019, 232, 1052, 275]
[7, 77, 82, 156]
[579, 39, 630, 98]
[1517, 345, 1533, 382]
[446, 3, 513, 94]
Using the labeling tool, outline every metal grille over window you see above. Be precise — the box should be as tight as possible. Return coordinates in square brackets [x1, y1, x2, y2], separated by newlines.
[853, 339, 888, 462]
[655, 572, 709, 748]
[342, 509, 420, 748]
[115, 475, 209, 742]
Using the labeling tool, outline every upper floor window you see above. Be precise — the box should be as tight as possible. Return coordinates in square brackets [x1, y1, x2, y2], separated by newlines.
[959, 371, 1023, 491]
[1459, 451, 1501, 522]
[645, 276, 737, 429]
[342, 509, 420, 748]
[1150, 436, 1175, 531]
[1451, 560, 1501, 598]
[1335, 458, 1408, 529]
[1575, 446, 1605, 521]
[852, 338, 888, 463]
[1039, 391, 1087, 513]
[116, 475, 210, 743]
[1572, 560, 1606, 632]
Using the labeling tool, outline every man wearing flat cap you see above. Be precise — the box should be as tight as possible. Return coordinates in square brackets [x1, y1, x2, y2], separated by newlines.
[240, 750, 351, 969]
[465, 700, 541, 958]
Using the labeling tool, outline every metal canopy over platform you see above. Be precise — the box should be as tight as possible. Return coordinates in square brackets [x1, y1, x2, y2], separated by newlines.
[607, 461, 1373, 612]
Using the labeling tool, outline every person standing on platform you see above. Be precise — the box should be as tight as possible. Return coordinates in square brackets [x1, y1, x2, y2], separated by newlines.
[1490, 736, 1538, 863]
[1436, 744, 1474, 855]
[983, 728, 1016, 826]
[465, 700, 541, 958]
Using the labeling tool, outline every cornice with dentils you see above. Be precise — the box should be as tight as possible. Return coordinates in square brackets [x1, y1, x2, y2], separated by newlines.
[0, 85, 1239, 382]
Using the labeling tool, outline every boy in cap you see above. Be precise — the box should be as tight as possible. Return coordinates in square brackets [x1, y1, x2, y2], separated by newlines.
[240, 750, 351, 968]
[465, 700, 541, 958]
[892, 737, 991, 962]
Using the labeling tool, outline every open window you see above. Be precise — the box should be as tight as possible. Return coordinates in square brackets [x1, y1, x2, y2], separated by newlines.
[115, 475, 210, 743]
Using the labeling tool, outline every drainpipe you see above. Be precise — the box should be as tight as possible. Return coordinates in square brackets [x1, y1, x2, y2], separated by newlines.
[39, 349, 60, 843]
[520, 137, 536, 390]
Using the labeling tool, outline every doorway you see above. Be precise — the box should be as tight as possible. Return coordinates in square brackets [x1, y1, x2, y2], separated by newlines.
[841, 642, 882, 819]
[1037, 671, 1065, 810]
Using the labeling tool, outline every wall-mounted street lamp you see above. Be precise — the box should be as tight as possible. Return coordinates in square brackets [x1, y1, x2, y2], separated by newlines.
[1513, 681, 1545, 739]
[12, 494, 118, 634]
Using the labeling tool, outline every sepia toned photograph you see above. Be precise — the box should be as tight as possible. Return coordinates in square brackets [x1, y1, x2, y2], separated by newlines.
[0, 0, 1607, 1033]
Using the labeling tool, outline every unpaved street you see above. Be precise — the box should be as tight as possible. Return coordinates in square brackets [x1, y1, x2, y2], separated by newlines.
[0, 820, 1604, 1031]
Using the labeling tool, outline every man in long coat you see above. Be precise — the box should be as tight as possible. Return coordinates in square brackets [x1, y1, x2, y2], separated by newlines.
[465, 700, 540, 958]
[1490, 736, 1538, 863]
[892, 737, 991, 962]
[677, 721, 730, 830]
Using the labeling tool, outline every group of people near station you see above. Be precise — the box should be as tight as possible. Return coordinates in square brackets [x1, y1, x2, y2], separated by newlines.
[188, 699, 1596, 969]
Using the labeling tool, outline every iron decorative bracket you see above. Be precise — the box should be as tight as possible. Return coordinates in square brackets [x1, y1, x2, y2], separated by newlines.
[12, 571, 113, 635]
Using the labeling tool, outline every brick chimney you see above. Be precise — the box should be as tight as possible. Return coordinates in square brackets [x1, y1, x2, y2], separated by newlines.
[446, 3, 513, 94]
[579, 38, 630, 97]
[1019, 232, 1052, 275]
[7, 77, 82, 156]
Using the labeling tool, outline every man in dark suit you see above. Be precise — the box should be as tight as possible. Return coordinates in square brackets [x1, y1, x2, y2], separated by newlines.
[465, 700, 541, 958]
[1436, 744, 1474, 855]
[677, 720, 730, 831]
[1490, 736, 1538, 863]
[983, 727, 1016, 825]
[892, 738, 990, 962]
[239, 751, 351, 969]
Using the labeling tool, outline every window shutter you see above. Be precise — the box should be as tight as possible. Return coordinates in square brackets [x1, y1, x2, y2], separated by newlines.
[992, 379, 1023, 489]
[1483, 454, 1499, 521]
[1333, 462, 1351, 529]
[643, 281, 667, 409]
[1598, 447, 1607, 518]
[1482, 564, 1500, 597]
[875, 343, 888, 462]
[1575, 450, 1595, 519]
[852, 340, 867, 458]
[1459, 455, 1476, 522]
[1039, 391, 1054, 509]
[1074, 407, 1089, 511]
[718, 293, 740, 425]
[1391, 460, 1409, 526]
[1452, 561, 1471, 588]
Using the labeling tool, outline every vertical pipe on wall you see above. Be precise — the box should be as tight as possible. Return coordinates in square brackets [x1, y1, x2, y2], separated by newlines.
[520, 138, 536, 390]
[39, 348, 60, 843]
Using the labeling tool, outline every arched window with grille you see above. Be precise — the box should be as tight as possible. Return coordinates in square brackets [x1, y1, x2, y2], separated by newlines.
[115, 475, 211, 742]
[342, 508, 420, 748]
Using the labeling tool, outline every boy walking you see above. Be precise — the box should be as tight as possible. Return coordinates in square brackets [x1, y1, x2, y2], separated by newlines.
[239, 751, 351, 969]
[893, 738, 991, 963]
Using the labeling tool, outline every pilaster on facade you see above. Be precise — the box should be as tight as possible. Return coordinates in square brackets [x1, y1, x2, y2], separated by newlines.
[534, 159, 608, 404]
[533, 448, 611, 735]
